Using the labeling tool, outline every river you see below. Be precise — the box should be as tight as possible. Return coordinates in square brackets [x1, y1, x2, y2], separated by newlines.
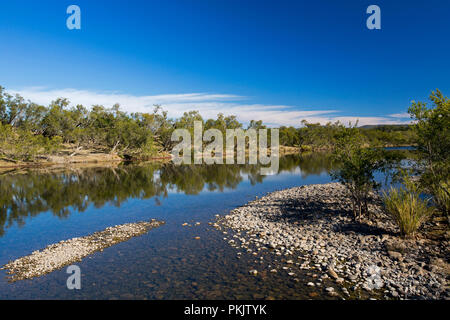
[0, 151, 409, 299]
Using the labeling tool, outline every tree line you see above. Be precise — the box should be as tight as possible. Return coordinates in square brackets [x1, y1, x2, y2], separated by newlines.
[1, 85, 416, 162]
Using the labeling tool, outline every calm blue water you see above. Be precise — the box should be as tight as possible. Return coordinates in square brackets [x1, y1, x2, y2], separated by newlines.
[0, 153, 405, 299]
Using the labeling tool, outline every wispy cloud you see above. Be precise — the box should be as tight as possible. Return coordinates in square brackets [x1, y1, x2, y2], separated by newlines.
[388, 113, 411, 119]
[10, 87, 411, 127]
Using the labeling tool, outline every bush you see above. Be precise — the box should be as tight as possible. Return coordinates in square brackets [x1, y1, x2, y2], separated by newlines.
[0, 123, 62, 161]
[408, 89, 449, 217]
[299, 145, 312, 152]
[382, 176, 434, 237]
[331, 124, 392, 220]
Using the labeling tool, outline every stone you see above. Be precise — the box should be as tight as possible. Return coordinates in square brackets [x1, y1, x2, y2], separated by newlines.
[215, 182, 448, 301]
[2, 220, 165, 282]
[336, 278, 344, 284]
[388, 251, 403, 261]
[249, 270, 258, 276]
[328, 267, 339, 280]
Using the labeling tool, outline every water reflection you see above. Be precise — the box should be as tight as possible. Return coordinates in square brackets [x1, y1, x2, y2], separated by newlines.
[0, 154, 331, 236]
[0, 150, 413, 237]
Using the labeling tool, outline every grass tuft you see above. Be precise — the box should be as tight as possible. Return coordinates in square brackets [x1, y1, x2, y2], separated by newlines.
[383, 186, 434, 237]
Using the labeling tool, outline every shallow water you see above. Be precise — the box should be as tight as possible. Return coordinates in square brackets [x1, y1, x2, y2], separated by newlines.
[0, 153, 398, 299]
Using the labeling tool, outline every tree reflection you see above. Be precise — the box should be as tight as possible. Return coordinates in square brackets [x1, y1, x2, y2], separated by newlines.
[0, 154, 339, 236]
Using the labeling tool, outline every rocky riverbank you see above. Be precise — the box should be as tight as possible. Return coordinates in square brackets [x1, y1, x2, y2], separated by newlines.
[1, 219, 165, 282]
[215, 183, 449, 300]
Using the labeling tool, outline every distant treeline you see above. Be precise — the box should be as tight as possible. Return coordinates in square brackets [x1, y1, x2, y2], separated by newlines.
[279, 121, 415, 151]
[0, 86, 415, 161]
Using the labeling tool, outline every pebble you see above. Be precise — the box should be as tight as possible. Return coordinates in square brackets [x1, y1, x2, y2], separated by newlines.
[215, 182, 449, 300]
[249, 270, 258, 276]
[1, 220, 165, 282]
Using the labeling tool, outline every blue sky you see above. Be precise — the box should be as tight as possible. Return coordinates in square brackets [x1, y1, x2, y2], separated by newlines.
[1, 0, 449, 126]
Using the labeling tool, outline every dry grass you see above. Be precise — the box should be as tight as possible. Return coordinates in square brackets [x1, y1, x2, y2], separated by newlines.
[383, 187, 434, 237]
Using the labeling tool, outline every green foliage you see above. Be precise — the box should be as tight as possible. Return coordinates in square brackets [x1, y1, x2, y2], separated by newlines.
[299, 145, 313, 152]
[430, 180, 450, 218]
[383, 173, 434, 237]
[279, 126, 300, 146]
[0, 87, 162, 159]
[0, 85, 425, 164]
[277, 120, 415, 150]
[408, 89, 450, 216]
[0, 123, 62, 161]
[298, 120, 346, 150]
[331, 125, 392, 220]
[360, 125, 416, 147]
[204, 113, 243, 134]
[247, 120, 266, 130]
[1, 86, 269, 160]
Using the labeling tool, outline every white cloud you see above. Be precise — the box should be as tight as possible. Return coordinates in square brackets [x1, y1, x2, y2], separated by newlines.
[10, 87, 411, 127]
[388, 113, 411, 119]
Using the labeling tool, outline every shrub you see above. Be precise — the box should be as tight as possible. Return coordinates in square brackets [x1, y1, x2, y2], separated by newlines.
[382, 176, 434, 237]
[0, 123, 62, 161]
[331, 124, 392, 221]
[408, 90, 449, 217]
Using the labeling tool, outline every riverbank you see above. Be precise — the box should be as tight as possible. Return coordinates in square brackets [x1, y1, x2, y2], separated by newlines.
[215, 183, 449, 300]
[0, 145, 300, 172]
[299, 144, 416, 152]
[1, 219, 165, 282]
[0, 151, 172, 172]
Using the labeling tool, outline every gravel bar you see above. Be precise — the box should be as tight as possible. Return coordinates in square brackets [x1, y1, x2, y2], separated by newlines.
[215, 183, 449, 300]
[1, 219, 165, 282]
